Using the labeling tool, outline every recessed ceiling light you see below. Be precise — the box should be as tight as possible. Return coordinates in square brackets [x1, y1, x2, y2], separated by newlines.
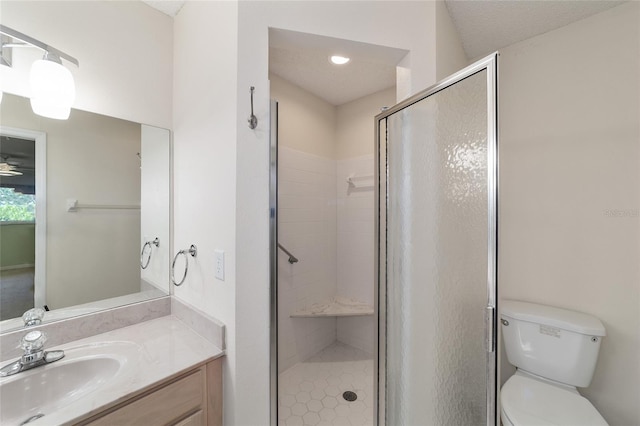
[330, 55, 350, 65]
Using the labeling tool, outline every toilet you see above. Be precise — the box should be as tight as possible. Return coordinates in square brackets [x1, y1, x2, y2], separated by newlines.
[500, 300, 608, 426]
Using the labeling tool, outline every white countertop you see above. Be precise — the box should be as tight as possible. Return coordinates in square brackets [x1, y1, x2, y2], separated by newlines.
[0, 316, 224, 426]
[0, 288, 167, 333]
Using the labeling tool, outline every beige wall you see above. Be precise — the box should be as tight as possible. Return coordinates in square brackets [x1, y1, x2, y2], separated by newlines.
[270, 73, 336, 159]
[172, 3, 239, 424]
[498, 3, 639, 425]
[336, 87, 396, 160]
[435, 0, 469, 81]
[1, 94, 141, 310]
[0, 1, 173, 128]
[271, 73, 395, 161]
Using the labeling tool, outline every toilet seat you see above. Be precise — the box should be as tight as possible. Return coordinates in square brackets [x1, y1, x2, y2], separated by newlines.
[501, 373, 608, 426]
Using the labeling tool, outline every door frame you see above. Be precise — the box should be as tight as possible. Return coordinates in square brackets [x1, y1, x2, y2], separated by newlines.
[374, 52, 499, 425]
[0, 126, 47, 309]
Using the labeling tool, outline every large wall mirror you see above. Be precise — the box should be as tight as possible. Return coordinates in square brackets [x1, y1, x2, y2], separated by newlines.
[0, 93, 170, 332]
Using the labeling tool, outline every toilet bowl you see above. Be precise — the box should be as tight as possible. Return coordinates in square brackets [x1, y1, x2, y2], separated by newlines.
[500, 371, 607, 426]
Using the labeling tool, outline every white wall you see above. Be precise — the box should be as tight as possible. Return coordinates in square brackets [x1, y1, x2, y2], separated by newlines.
[174, 2, 462, 423]
[498, 3, 640, 425]
[273, 77, 395, 365]
[335, 88, 395, 354]
[232, 3, 439, 424]
[335, 154, 375, 354]
[272, 75, 338, 372]
[140, 125, 171, 291]
[0, 1, 173, 128]
[172, 2, 238, 425]
[278, 147, 337, 371]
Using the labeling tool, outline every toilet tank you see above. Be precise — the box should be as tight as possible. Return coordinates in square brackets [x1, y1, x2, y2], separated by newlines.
[501, 300, 606, 388]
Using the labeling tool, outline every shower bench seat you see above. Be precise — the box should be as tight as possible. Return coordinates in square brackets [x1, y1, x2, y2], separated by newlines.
[290, 297, 373, 317]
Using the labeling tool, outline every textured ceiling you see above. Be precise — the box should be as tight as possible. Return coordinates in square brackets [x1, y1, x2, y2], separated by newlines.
[141, 0, 185, 17]
[445, 0, 626, 59]
[269, 29, 408, 106]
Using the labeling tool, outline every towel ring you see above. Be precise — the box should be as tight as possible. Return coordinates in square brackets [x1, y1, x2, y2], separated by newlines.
[172, 245, 197, 286]
[140, 237, 160, 269]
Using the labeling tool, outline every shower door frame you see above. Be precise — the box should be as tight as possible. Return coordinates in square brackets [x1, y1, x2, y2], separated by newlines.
[269, 99, 279, 426]
[374, 53, 499, 425]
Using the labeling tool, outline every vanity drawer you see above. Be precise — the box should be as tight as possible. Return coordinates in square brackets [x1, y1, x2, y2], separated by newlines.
[85, 367, 205, 426]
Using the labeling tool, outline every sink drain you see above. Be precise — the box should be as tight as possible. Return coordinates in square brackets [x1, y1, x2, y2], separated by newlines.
[343, 391, 358, 402]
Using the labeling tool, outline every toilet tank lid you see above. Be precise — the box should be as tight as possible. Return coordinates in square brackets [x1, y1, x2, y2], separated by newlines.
[501, 300, 606, 336]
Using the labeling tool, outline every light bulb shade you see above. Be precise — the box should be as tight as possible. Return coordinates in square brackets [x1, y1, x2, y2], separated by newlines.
[30, 58, 75, 120]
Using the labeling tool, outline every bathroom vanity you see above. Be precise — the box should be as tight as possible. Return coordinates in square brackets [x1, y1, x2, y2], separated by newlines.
[0, 315, 224, 426]
[79, 359, 221, 426]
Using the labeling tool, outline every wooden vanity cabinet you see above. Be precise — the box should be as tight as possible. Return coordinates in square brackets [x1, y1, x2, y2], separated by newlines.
[77, 358, 222, 426]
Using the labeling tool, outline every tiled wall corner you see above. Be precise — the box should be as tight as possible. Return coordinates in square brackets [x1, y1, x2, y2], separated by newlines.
[336, 154, 375, 355]
[278, 147, 337, 372]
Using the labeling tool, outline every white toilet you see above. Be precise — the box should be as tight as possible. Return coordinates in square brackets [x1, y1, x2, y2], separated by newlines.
[500, 300, 608, 426]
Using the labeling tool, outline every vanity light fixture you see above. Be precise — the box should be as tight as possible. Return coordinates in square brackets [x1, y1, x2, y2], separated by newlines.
[330, 55, 350, 65]
[0, 25, 79, 120]
[30, 52, 76, 120]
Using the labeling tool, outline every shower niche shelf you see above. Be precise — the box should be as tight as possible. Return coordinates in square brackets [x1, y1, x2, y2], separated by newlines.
[290, 297, 373, 318]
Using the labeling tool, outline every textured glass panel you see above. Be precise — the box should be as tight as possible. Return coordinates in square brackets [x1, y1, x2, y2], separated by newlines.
[384, 70, 488, 425]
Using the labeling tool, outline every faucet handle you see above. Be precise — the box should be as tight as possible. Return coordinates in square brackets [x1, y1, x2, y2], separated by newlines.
[23, 308, 45, 327]
[21, 330, 46, 353]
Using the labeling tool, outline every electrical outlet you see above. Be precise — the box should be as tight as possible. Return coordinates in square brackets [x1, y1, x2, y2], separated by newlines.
[214, 250, 225, 281]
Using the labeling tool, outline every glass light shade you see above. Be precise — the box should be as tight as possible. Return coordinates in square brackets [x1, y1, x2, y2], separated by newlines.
[30, 58, 75, 120]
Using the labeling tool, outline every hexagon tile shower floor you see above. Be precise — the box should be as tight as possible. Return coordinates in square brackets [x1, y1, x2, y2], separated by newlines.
[278, 342, 374, 426]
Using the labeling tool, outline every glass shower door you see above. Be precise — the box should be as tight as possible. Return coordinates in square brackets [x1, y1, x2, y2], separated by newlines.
[376, 55, 498, 425]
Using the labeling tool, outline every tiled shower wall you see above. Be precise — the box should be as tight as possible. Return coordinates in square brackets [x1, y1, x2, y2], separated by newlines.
[336, 155, 376, 354]
[278, 146, 338, 372]
[278, 148, 376, 371]
[275, 78, 393, 371]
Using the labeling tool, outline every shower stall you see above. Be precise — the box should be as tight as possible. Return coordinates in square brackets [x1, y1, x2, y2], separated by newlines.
[269, 82, 381, 425]
[271, 53, 498, 425]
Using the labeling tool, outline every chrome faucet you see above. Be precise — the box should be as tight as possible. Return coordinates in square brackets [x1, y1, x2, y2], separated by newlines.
[0, 330, 65, 377]
[23, 307, 45, 327]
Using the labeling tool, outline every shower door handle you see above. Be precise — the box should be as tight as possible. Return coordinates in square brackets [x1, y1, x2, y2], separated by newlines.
[485, 306, 496, 353]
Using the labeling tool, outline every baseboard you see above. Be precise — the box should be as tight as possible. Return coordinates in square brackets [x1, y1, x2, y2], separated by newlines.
[0, 263, 35, 272]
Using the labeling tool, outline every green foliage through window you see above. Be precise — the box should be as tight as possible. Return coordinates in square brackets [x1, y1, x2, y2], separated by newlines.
[0, 187, 36, 222]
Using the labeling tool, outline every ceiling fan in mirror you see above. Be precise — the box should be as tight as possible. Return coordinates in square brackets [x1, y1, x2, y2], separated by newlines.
[0, 156, 23, 177]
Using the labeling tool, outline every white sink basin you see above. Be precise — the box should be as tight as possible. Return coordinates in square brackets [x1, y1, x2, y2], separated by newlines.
[0, 341, 140, 426]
